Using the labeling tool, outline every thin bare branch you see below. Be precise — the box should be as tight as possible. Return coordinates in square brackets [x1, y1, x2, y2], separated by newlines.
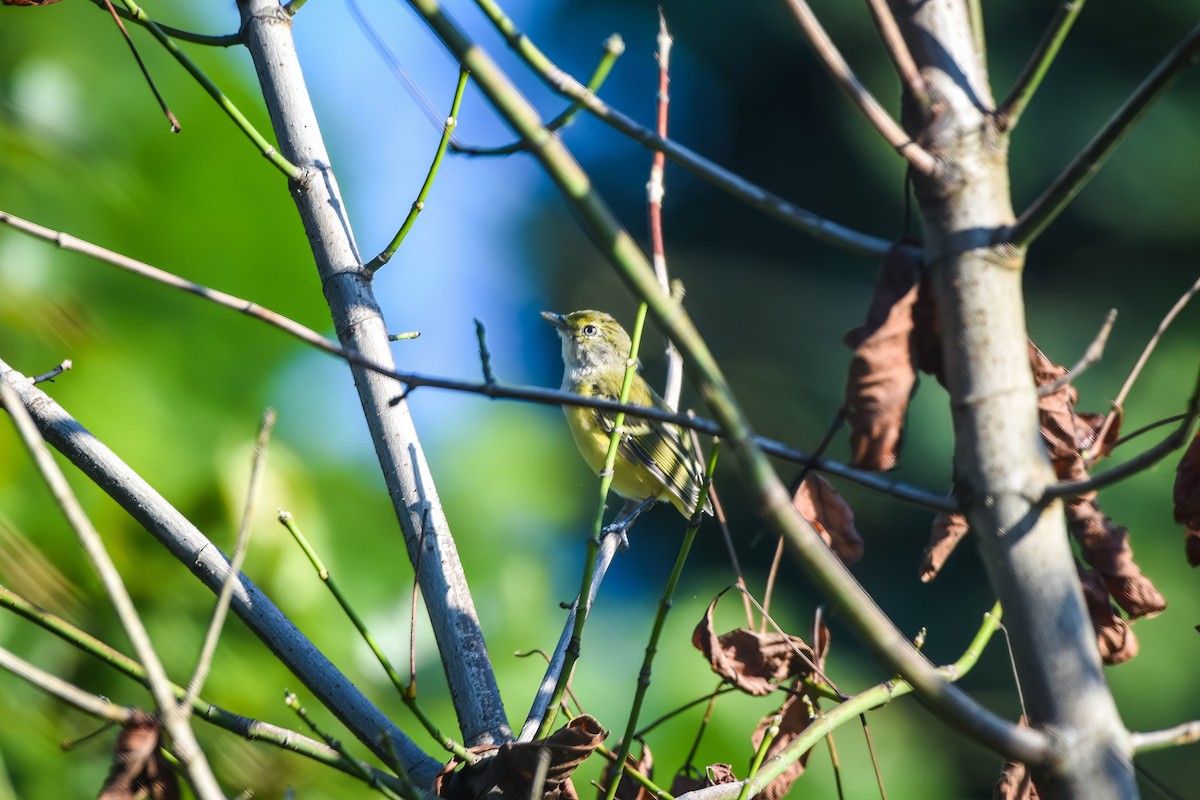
[0, 361, 442, 785]
[1087, 275, 1200, 462]
[1008, 24, 1200, 247]
[182, 408, 277, 712]
[0, 208, 955, 512]
[0, 645, 132, 725]
[649, 10, 683, 411]
[782, 0, 938, 175]
[0, 375, 224, 800]
[865, 0, 928, 106]
[86, 0, 240, 46]
[995, 0, 1088, 130]
[1037, 308, 1116, 397]
[470, 0, 891, 257]
[1131, 721, 1200, 753]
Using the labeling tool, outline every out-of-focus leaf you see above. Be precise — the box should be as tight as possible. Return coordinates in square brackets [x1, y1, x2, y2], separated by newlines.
[98, 711, 179, 800]
[920, 512, 970, 583]
[1077, 563, 1138, 665]
[843, 244, 923, 471]
[1066, 495, 1166, 619]
[792, 474, 863, 564]
[1174, 431, 1200, 565]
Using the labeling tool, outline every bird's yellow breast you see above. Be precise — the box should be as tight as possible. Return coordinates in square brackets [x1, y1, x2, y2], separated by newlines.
[562, 404, 674, 507]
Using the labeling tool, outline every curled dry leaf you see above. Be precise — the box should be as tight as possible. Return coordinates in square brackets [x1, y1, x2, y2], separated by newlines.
[1066, 496, 1165, 619]
[599, 741, 653, 800]
[750, 693, 814, 800]
[994, 759, 1039, 800]
[1174, 431, 1200, 565]
[1077, 563, 1138, 665]
[792, 474, 863, 564]
[1031, 343, 1087, 481]
[692, 595, 815, 696]
[3, 0, 64, 5]
[920, 512, 970, 583]
[98, 711, 180, 800]
[843, 243, 924, 471]
[670, 764, 738, 796]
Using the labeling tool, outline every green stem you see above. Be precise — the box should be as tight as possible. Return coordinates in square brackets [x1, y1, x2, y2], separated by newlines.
[738, 714, 781, 800]
[367, 67, 470, 273]
[115, 0, 300, 178]
[87, 0, 240, 46]
[1007, 24, 1200, 247]
[277, 512, 476, 764]
[994, 0, 1088, 131]
[453, 35, 624, 157]
[603, 444, 719, 800]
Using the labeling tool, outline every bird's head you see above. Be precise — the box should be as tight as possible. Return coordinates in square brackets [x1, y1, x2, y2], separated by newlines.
[541, 309, 634, 376]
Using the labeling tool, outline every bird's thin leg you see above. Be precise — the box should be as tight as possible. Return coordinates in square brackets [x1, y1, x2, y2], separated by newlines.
[602, 497, 656, 550]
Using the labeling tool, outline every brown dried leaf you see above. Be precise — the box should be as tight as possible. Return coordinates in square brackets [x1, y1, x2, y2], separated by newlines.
[1186, 527, 1200, 569]
[670, 764, 737, 796]
[1077, 563, 1138, 665]
[692, 595, 815, 696]
[920, 512, 970, 583]
[3, 0, 63, 5]
[792, 474, 863, 564]
[993, 759, 1039, 800]
[492, 715, 607, 800]
[1030, 343, 1087, 481]
[98, 711, 180, 800]
[1174, 432, 1200, 553]
[1066, 496, 1166, 619]
[912, 275, 943, 379]
[843, 244, 922, 471]
[599, 742, 652, 800]
[751, 692, 816, 800]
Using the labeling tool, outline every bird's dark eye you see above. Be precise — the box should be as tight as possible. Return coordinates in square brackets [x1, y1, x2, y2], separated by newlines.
[582, 324, 598, 337]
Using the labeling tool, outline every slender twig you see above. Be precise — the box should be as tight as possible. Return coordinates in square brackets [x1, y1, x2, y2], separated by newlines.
[603, 444, 719, 800]
[469, 0, 890, 257]
[0, 376, 224, 799]
[284, 693, 410, 800]
[1046, 368, 1200, 499]
[1008, 25, 1200, 247]
[31, 359, 72, 385]
[994, 0, 1089, 131]
[0, 645, 133, 725]
[1111, 413, 1187, 451]
[0, 207, 956, 515]
[454, 36, 626, 157]
[0, 208, 955, 512]
[475, 318, 496, 386]
[366, 67, 470, 273]
[1086, 276, 1200, 463]
[1037, 308, 1117, 397]
[737, 714, 781, 800]
[1131, 721, 1200, 753]
[0, 361, 442, 783]
[865, 0, 928, 107]
[102, 0, 181, 132]
[648, 11, 683, 411]
[634, 684, 737, 741]
[0, 584, 405, 788]
[86, 0, 240, 46]
[182, 409, 276, 712]
[390, 331, 422, 341]
[282, 0, 308, 15]
[782, 0, 938, 175]
[106, 0, 299, 177]
[276, 511, 475, 763]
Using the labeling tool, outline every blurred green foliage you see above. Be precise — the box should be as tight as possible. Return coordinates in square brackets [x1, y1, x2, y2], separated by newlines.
[1, 1, 1199, 799]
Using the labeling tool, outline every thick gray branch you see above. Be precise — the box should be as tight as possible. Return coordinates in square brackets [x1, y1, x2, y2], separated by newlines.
[235, 0, 509, 747]
[0, 361, 442, 786]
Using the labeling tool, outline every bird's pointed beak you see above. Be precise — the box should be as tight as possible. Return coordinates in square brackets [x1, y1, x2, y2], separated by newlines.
[540, 311, 569, 331]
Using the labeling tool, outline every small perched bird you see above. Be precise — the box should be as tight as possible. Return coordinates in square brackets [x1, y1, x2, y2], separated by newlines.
[542, 309, 711, 522]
